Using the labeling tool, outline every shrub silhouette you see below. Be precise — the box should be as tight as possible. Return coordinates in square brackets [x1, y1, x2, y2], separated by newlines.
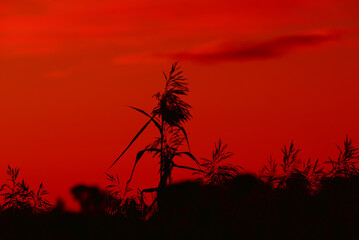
[71, 185, 106, 214]
[0, 165, 52, 213]
[195, 139, 242, 184]
[325, 136, 359, 177]
[261, 140, 325, 192]
[105, 173, 146, 219]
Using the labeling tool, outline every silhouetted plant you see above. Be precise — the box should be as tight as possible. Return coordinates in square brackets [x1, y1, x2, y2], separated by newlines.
[107, 63, 200, 211]
[292, 158, 325, 192]
[261, 156, 280, 186]
[196, 139, 242, 184]
[261, 141, 302, 188]
[0, 165, 52, 213]
[71, 185, 106, 214]
[105, 173, 130, 215]
[105, 173, 146, 218]
[325, 136, 359, 177]
[32, 182, 52, 213]
[260, 141, 300, 188]
[261, 141, 325, 192]
[1, 166, 33, 211]
[121, 189, 145, 220]
[152, 63, 192, 126]
[281, 141, 300, 174]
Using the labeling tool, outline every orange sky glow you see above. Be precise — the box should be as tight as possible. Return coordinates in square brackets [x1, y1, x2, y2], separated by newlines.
[1, 0, 359, 210]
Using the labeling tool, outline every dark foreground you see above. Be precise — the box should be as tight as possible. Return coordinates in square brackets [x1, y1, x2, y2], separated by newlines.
[2, 174, 359, 240]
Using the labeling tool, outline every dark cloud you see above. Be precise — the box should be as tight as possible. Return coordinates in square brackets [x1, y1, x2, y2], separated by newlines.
[167, 31, 341, 63]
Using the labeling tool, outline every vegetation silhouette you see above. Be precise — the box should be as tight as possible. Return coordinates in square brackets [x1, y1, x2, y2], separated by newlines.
[195, 139, 242, 184]
[107, 62, 201, 212]
[1, 64, 359, 239]
[1, 141, 359, 239]
[105, 173, 146, 219]
[0, 165, 52, 214]
[71, 185, 106, 215]
[325, 136, 359, 177]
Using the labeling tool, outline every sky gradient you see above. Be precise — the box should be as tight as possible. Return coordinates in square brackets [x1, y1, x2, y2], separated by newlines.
[1, 0, 359, 210]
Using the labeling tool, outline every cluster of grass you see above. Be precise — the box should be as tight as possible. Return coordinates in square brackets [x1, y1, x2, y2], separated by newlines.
[1, 138, 359, 239]
[101, 136, 359, 220]
[260, 137, 359, 192]
[1, 63, 359, 239]
[105, 63, 359, 217]
[0, 165, 52, 214]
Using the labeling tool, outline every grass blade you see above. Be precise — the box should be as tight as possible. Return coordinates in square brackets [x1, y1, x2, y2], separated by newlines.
[175, 151, 201, 167]
[172, 163, 204, 172]
[127, 148, 161, 184]
[106, 116, 156, 172]
[129, 106, 162, 134]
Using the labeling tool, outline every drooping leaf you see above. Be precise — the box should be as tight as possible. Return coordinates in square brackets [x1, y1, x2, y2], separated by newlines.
[174, 124, 191, 151]
[127, 148, 162, 184]
[106, 114, 158, 172]
[175, 151, 200, 167]
[172, 163, 203, 172]
[128, 106, 162, 134]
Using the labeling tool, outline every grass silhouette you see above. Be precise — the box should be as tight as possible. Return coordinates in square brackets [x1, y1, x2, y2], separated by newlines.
[325, 136, 359, 177]
[260, 140, 325, 191]
[1, 140, 359, 239]
[107, 62, 200, 212]
[105, 173, 146, 218]
[0, 165, 52, 214]
[1, 64, 359, 239]
[195, 139, 242, 184]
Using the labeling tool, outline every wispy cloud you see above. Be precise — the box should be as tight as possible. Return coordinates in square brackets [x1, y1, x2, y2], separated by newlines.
[166, 31, 341, 63]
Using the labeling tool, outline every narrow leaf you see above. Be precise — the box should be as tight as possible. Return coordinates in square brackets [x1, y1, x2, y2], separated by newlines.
[174, 124, 190, 151]
[106, 116, 155, 172]
[173, 163, 204, 172]
[129, 106, 162, 134]
[175, 151, 201, 167]
[127, 148, 161, 184]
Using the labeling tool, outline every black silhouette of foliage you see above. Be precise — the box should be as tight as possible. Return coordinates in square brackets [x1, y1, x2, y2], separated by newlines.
[106, 173, 124, 215]
[261, 141, 325, 192]
[196, 139, 241, 184]
[1, 138, 359, 239]
[261, 156, 278, 185]
[152, 62, 192, 126]
[106, 63, 193, 172]
[126, 63, 196, 191]
[0, 165, 52, 213]
[281, 141, 300, 174]
[107, 63, 199, 212]
[292, 158, 325, 192]
[105, 173, 146, 218]
[325, 136, 359, 177]
[127, 130, 200, 186]
[260, 139, 359, 193]
[1, 166, 33, 211]
[71, 185, 106, 214]
[106, 173, 128, 198]
[32, 183, 52, 213]
[277, 141, 301, 188]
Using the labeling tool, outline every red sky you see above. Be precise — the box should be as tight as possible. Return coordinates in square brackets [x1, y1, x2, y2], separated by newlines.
[1, 0, 359, 210]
